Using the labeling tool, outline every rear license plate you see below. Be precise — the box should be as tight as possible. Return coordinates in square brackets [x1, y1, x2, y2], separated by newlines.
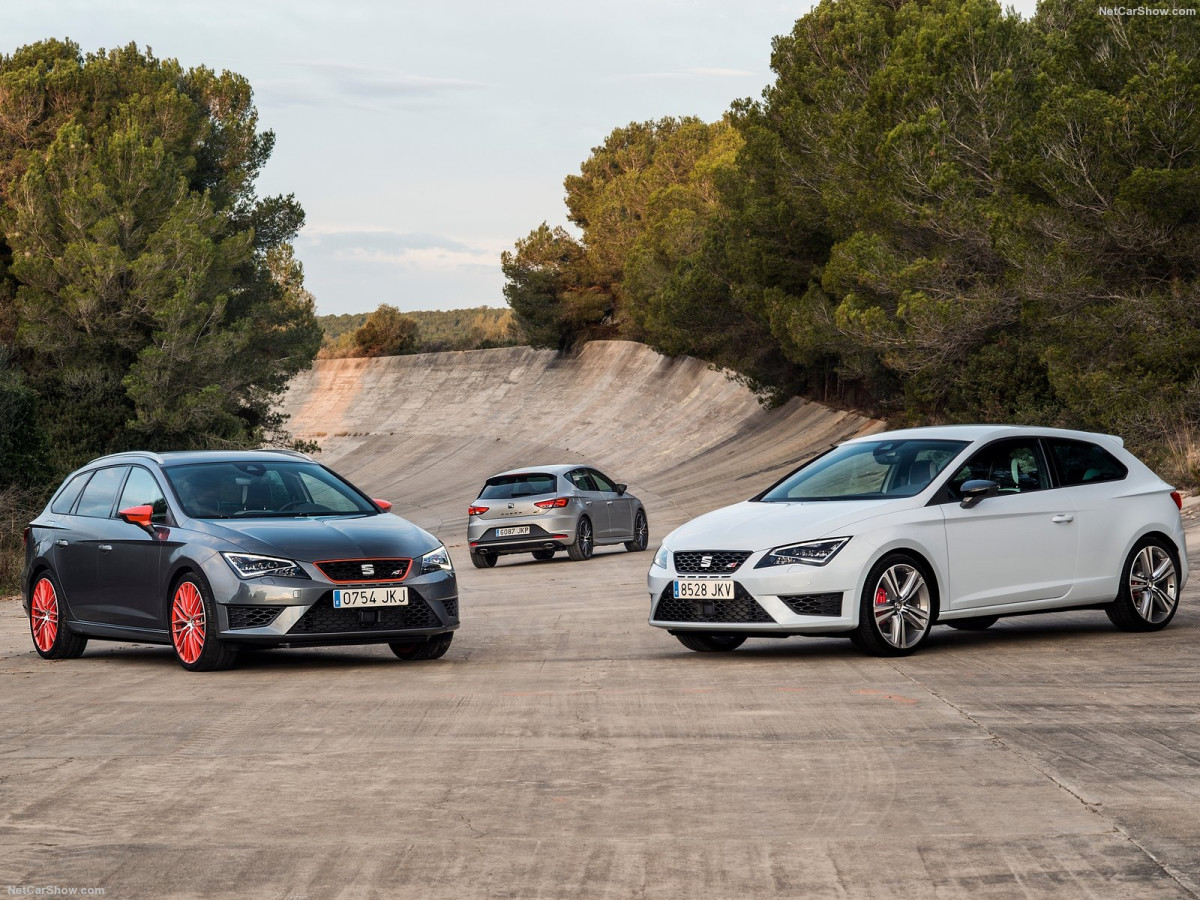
[333, 587, 409, 609]
[674, 579, 735, 600]
[496, 526, 531, 537]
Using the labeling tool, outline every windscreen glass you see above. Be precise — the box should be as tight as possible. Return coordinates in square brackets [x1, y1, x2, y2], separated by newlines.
[479, 473, 558, 499]
[759, 440, 968, 501]
[165, 461, 375, 518]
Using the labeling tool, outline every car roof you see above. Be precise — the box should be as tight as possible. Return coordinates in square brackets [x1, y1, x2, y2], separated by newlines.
[486, 464, 592, 479]
[844, 424, 1125, 448]
[83, 449, 316, 469]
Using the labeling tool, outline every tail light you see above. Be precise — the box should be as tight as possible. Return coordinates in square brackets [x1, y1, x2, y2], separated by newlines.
[22, 526, 31, 549]
[468, 505, 489, 516]
[535, 497, 570, 509]
[1171, 491, 1182, 510]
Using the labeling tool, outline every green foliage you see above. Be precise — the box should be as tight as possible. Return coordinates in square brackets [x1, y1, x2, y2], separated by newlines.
[505, 0, 1200, 478]
[316, 307, 516, 356]
[352, 304, 419, 357]
[0, 40, 321, 480]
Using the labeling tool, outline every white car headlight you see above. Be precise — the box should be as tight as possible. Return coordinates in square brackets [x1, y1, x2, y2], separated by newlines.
[421, 544, 454, 575]
[652, 544, 669, 570]
[754, 537, 850, 568]
[222, 552, 308, 579]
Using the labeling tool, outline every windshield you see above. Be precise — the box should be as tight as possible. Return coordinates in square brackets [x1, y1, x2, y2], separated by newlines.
[165, 460, 377, 519]
[758, 440, 968, 502]
[479, 473, 558, 499]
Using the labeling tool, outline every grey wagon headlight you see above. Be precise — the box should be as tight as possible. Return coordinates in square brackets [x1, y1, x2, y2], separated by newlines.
[222, 552, 309, 579]
[421, 544, 454, 575]
[754, 537, 850, 568]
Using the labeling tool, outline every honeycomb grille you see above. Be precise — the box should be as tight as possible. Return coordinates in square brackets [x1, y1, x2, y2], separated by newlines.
[653, 584, 773, 624]
[289, 591, 441, 634]
[315, 558, 411, 583]
[442, 597, 459, 621]
[227, 606, 283, 629]
[673, 551, 752, 573]
[779, 592, 843, 617]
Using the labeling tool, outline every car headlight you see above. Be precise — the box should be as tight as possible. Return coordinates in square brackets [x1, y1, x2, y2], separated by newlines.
[652, 545, 669, 569]
[421, 544, 454, 575]
[754, 537, 850, 568]
[222, 552, 309, 579]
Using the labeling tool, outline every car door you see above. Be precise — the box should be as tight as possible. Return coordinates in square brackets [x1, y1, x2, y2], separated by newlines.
[567, 469, 610, 540]
[96, 465, 169, 630]
[56, 465, 130, 624]
[939, 438, 1078, 609]
[589, 469, 634, 540]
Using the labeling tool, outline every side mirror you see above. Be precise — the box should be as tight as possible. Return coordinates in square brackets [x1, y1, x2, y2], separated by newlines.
[615, 483, 627, 496]
[374, 499, 393, 513]
[959, 480, 999, 509]
[118, 505, 155, 534]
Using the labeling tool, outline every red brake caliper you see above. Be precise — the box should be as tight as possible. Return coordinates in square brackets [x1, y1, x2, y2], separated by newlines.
[875, 587, 888, 606]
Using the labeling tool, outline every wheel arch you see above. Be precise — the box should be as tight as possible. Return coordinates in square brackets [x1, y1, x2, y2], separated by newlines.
[859, 544, 944, 624]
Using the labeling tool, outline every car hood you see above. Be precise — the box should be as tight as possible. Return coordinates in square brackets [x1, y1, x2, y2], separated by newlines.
[663, 499, 917, 552]
[203, 514, 440, 561]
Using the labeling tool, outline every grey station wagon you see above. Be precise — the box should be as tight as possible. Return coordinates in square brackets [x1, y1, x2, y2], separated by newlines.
[22, 450, 458, 671]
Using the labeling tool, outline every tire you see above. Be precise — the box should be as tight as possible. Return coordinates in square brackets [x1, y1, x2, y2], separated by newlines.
[470, 550, 498, 568]
[532, 549, 556, 561]
[945, 616, 999, 631]
[390, 632, 453, 660]
[624, 510, 649, 552]
[169, 573, 237, 672]
[850, 553, 935, 657]
[567, 517, 594, 561]
[674, 632, 746, 652]
[28, 572, 88, 660]
[1106, 536, 1180, 632]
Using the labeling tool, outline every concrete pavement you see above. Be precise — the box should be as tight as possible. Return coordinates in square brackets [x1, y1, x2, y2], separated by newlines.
[2, 342, 1198, 898]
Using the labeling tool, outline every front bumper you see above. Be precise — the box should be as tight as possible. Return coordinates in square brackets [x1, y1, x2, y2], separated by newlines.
[647, 551, 858, 634]
[211, 569, 459, 645]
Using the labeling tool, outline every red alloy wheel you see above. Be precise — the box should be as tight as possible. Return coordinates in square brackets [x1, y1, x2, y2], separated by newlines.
[171, 582, 206, 665]
[30, 577, 59, 652]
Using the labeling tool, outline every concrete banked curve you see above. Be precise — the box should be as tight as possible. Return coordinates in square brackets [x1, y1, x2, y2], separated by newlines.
[279, 340, 884, 546]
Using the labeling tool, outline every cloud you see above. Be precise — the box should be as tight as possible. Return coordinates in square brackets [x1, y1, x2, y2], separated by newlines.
[297, 227, 503, 271]
[623, 67, 756, 80]
[258, 60, 486, 111]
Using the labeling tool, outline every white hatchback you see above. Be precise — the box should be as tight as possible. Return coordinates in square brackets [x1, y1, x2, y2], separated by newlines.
[648, 425, 1188, 656]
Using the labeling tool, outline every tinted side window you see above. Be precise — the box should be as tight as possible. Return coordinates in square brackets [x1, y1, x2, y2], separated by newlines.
[117, 467, 169, 524]
[948, 439, 1045, 497]
[1048, 439, 1128, 486]
[75, 466, 130, 518]
[567, 470, 595, 491]
[51, 472, 92, 515]
[589, 470, 617, 493]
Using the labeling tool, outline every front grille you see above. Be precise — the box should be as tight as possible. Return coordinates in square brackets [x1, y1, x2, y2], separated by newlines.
[654, 584, 774, 624]
[779, 592, 843, 617]
[316, 558, 411, 583]
[673, 550, 752, 573]
[289, 591, 442, 634]
[227, 606, 283, 629]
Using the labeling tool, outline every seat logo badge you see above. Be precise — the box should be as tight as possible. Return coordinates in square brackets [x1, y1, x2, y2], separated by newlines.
[508, 503, 515, 509]
[701, 555, 713, 569]
[361, 564, 375, 577]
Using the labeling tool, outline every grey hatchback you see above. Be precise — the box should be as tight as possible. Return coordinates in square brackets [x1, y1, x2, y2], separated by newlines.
[467, 464, 649, 567]
[22, 450, 458, 671]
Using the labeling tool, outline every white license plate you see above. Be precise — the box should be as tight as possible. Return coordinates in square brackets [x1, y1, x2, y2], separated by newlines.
[496, 526, 530, 537]
[674, 579, 735, 600]
[333, 587, 409, 609]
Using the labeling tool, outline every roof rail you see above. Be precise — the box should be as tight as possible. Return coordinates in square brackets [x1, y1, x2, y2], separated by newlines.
[94, 450, 166, 465]
[265, 448, 314, 460]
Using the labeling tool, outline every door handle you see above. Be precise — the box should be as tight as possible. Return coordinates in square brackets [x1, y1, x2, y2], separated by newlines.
[607, 501, 613, 505]
[585, 501, 591, 506]
[54, 539, 69, 547]
[98, 544, 113, 552]
[1051, 514, 1074, 524]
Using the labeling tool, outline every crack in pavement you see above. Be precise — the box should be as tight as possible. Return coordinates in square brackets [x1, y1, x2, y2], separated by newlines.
[887, 659, 1200, 898]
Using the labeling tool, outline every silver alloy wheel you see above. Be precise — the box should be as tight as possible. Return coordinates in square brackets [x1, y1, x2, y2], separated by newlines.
[635, 513, 648, 548]
[579, 519, 592, 555]
[1129, 544, 1178, 624]
[872, 563, 932, 650]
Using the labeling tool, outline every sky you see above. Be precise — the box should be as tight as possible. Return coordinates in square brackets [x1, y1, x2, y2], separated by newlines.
[12, 0, 1039, 316]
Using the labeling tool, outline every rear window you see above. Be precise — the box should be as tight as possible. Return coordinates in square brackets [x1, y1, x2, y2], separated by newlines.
[50, 472, 92, 514]
[1047, 439, 1127, 486]
[479, 473, 558, 499]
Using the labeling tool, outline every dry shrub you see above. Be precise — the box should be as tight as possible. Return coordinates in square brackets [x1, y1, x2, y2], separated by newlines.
[0, 485, 47, 596]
